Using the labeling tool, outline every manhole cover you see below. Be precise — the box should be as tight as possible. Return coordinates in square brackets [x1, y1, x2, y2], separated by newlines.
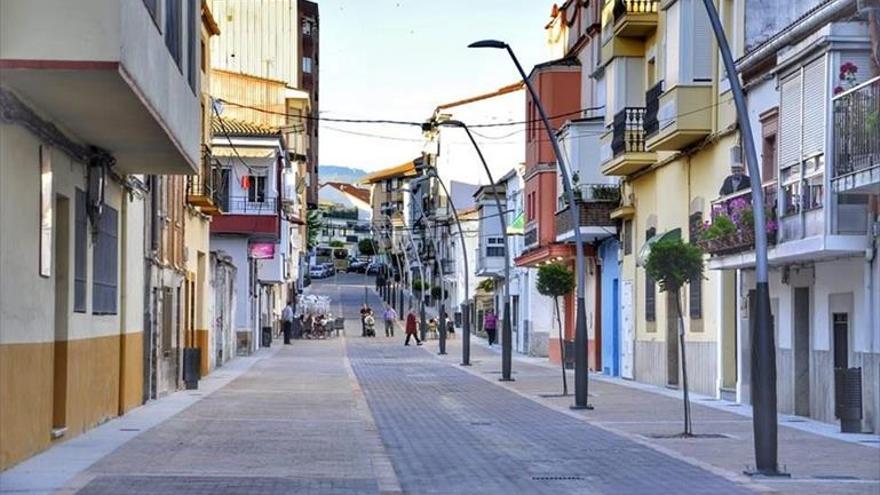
[531, 476, 585, 481]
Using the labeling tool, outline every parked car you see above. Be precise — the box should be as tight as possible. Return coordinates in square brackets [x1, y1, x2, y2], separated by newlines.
[309, 265, 327, 279]
[366, 262, 385, 275]
[348, 260, 368, 273]
[322, 262, 336, 276]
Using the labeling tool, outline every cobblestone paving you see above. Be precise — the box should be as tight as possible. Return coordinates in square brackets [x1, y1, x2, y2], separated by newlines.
[347, 341, 758, 495]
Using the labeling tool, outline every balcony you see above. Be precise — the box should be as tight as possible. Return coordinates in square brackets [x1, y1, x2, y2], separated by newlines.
[186, 152, 223, 215]
[644, 82, 712, 151]
[524, 221, 539, 250]
[601, 107, 656, 176]
[611, 0, 659, 38]
[0, 0, 200, 174]
[475, 247, 505, 278]
[211, 197, 280, 237]
[832, 76, 880, 194]
[555, 184, 619, 242]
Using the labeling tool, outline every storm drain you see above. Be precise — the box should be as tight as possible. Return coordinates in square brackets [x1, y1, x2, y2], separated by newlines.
[118, 428, 140, 432]
[813, 475, 859, 480]
[643, 433, 733, 440]
[531, 475, 585, 482]
[469, 421, 492, 426]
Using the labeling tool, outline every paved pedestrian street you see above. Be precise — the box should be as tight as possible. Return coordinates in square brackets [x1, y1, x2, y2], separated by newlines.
[3, 276, 877, 495]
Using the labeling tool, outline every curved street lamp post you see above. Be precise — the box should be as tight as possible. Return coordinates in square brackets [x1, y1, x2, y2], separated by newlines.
[469, 40, 591, 406]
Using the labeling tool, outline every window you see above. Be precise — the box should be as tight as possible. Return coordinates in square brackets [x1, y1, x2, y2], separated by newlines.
[302, 57, 313, 74]
[302, 19, 312, 36]
[247, 176, 267, 203]
[760, 108, 778, 182]
[92, 206, 118, 315]
[201, 40, 206, 73]
[384, 180, 393, 193]
[187, 0, 197, 91]
[688, 213, 703, 320]
[486, 237, 505, 257]
[165, 0, 182, 69]
[74, 189, 87, 313]
[623, 220, 633, 255]
[40, 145, 52, 277]
[645, 227, 656, 322]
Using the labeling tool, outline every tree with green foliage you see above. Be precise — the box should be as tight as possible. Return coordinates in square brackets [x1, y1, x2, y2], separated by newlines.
[329, 239, 344, 248]
[644, 237, 704, 436]
[306, 210, 323, 250]
[537, 263, 576, 396]
[477, 278, 495, 293]
[358, 238, 376, 257]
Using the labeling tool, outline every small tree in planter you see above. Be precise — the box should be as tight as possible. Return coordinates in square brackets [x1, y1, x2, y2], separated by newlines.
[358, 238, 376, 257]
[644, 238, 704, 436]
[537, 263, 575, 396]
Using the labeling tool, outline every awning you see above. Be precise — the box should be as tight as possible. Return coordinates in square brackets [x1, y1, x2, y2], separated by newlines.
[637, 228, 681, 267]
[507, 210, 525, 235]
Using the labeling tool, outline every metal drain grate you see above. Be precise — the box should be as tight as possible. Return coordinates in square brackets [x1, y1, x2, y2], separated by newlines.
[119, 428, 140, 432]
[469, 421, 492, 426]
[644, 433, 732, 439]
[784, 419, 807, 423]
[531, 475, 585, 481]
[813, 475, 859, 480]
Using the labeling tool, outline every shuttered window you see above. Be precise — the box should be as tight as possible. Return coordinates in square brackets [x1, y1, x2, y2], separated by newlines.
[801, 57, 826, 157]
[92, 206, 118, 315]
[645, 227, 656, 322]
[165, 0, 182, 68]
[778, 73, 802, 168]
[187, 0, 197, 91]
[690, 0, 713, 82]
[688, 213, 703, 320]
[74, 189, 87, 313]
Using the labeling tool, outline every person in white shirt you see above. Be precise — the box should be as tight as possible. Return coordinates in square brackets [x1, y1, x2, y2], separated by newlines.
[281, 302, 295, 345]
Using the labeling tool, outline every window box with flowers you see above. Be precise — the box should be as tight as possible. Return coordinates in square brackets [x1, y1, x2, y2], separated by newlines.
[697, 196, 778, 256]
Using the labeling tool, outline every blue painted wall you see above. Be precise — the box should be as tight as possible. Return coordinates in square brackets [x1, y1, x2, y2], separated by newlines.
[599, 238, 620, 376]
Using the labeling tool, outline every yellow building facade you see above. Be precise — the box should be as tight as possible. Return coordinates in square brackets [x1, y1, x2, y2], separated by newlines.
[600, 0, 743, 396]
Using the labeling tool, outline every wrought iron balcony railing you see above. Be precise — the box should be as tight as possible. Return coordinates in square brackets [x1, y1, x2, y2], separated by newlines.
[612, 107, 647, 156]
[833, 76, 879, 185]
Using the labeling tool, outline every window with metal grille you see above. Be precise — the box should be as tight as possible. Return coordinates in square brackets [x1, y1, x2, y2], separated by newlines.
[92, 206, 118, 315]
[74, 189, 87, 313]
[623, 220, 633, 255]
[688, 213, 703, 320]
[645, 227, 656, 322]
[165, 0, 182, 69]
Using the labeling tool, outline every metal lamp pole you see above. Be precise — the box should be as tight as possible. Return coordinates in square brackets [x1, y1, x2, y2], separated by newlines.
[438, 120, 513, 381]
[469, 40, 590, 406]
[700, 0, 781, 475]
[428, 169, 472, 366]
[404, 183, 447, 354]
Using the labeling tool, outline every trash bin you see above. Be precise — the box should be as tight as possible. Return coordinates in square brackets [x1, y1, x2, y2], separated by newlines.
[183, 347, 201, 390]
[563, 340, 575, 370]
[261, 326, 272, 348]
[834, 367, 863, 433]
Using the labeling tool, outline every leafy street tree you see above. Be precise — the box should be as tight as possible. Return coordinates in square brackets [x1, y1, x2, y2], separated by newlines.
[537, 263, 575, 396]
[358, 238, 376, 257]
[329, 239, 345, 248]
[644, 237, 704, 436]
[306, 210, 323, 250]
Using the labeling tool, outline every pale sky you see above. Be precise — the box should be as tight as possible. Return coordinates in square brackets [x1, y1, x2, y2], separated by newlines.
[318, 0, 555, 182]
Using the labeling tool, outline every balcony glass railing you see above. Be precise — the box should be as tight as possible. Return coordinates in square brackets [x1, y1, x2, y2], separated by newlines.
[833, 76, 879, 180]
[612, 107, 647, 156]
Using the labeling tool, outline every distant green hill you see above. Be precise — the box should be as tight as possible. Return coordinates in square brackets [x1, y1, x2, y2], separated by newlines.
[318, 165, 368, 184]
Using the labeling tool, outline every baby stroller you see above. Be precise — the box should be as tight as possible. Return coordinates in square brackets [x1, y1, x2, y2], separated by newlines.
[364, 312, 377, 337]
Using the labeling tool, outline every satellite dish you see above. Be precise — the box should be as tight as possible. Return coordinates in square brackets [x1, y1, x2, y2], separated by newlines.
[637, 228, 681, 267]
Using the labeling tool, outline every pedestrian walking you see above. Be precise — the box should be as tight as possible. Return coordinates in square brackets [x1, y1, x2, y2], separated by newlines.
[383, 304, 397, 337]
[404, 307, 422, 346]
[484, 309, 497, 346]
[442, 311, 454, 339]
[360, 304, 370, 337]
[281, 301, 294, 345]
[426, 318, 438, 339]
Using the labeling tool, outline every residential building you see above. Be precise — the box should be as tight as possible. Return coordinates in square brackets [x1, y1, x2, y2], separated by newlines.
[317, 182, 373, 255]
[210, 118, 297, 354]
[473, 184, 507, 338]
[596, 0, 738, 397]
[512, 54, 583, 366]
[0, 0, 200, 469]
[703, 0, 880, 432]
[299, 0, 320, 209]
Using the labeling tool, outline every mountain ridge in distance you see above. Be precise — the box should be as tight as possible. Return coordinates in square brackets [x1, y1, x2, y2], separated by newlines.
[318, 165, 368, 184]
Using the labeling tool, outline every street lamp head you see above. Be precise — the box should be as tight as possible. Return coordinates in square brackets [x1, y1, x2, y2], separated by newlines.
[468, 39, 507, 50]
